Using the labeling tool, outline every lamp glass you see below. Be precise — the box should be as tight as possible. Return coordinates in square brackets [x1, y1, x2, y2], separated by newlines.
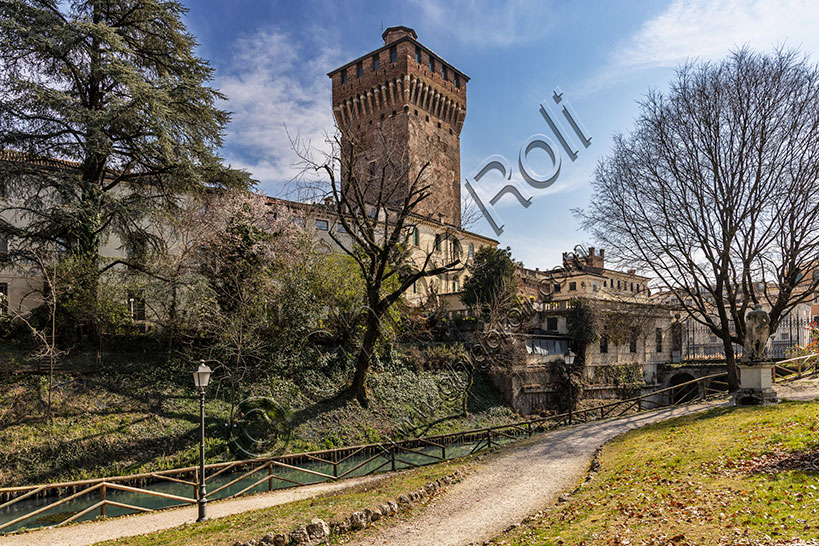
[564, 349, 575, 366]
[193, 363, 212, 388]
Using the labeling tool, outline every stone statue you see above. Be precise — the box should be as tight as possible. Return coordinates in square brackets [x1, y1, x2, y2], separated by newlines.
[745, 304, 771, 363]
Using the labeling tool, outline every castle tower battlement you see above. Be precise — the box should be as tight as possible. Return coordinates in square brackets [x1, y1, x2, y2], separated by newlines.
[327, 26, 468, 227]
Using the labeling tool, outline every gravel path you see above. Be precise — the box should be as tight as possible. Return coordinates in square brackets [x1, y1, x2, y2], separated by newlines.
[350, 382, 819, 546]
[2, 380, 817, 546]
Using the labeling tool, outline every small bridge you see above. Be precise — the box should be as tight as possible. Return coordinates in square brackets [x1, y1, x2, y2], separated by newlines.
[655, 355, 817, 405]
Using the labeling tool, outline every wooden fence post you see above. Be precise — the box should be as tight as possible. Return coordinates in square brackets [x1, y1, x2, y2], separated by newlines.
[100, 484, 106, 518]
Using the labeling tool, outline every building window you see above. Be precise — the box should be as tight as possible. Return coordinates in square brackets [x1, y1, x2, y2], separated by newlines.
[434, 234, 441, 251]
[372, 54, 379, 71]
[453, 279, 460, 292]
[315, 219, 329, 231]
[0, 179, 6, 198]
[341, 70, 347, 85]
[600, 335, 608, 354]
[629, 329, 638, 353]
[553, 283, 561, 293]
[468, 242, 474, 257]
[336, 222, 347, 233]
[390, 46, 397, 63]
[0, 237, 7, 256]
[630, 282, 634, 291]
[367, 206, 377, 218]
[413, 227, 419, 246]
[356, 61, 363, 78]
[292, 217, 305, 227]
[0, 282, 7, 314]
[592, 282, 599, 292]
[429, 56, 434, 72]
[442, 65, 448, 80]
[568, 282, 577, 291]
[655, 328, 663, 353]
[546, 317, 558, 331]
[415, 47, 421, 63]
[369, 161, 376, 178]
[617, 279, 621, 289]
[412, 281, 417, 294]
[455, 74, 460, 88]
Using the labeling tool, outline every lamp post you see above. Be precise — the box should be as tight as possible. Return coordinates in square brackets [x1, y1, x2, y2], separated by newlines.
[564, 349, 576, 424]
[192, 360, 212, 522]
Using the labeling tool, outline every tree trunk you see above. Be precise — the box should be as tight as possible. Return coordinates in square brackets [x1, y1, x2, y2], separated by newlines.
[350, 314, 381, 407]
[724, 339, 739, 391]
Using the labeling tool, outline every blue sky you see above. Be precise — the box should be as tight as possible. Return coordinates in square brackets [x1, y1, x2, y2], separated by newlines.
[182, 0, 819, 270]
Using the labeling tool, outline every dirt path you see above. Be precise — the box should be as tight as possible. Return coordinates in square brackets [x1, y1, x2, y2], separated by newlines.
[3, 381, 817, 546]
[350, 382, 819, 546]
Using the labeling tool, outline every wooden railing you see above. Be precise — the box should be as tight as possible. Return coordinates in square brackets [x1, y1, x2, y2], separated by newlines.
[2, 354, 816, 535]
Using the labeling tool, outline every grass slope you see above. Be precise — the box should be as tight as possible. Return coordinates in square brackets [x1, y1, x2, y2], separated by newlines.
[494, 399, 819, 546]
[0, 345, 516, 487]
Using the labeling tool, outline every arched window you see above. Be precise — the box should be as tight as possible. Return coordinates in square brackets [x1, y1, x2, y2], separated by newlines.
[468, 243, 474, 257]
[413, 227, 419, 246]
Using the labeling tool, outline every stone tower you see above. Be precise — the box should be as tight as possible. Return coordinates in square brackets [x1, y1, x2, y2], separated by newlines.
[327, 26, 468, 227]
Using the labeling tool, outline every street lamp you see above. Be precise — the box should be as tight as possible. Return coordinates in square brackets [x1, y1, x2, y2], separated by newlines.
[564, 349, 576, 424]
[193, 360, 212, 522]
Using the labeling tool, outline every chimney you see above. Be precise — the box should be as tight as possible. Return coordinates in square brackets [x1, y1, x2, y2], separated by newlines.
[600, 249, 605, 260]
[589, 247, 595, 256]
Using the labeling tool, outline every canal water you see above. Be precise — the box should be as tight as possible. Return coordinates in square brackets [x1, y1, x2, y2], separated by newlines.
[0, 434, 516, 534]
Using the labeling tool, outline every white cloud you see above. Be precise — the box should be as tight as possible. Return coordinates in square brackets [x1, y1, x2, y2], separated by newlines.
[586, 0, 819, 94]
[620, 0, 819, 70]
[614, 0, 819, 75]
[409, 0, 557, 48]
[217, 29, 343, 195]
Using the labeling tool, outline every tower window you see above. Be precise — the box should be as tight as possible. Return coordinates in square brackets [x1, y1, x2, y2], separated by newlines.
[356, 62, 363, 78]
[442, 65, 448, 81]
[455, 75, 460, 88]
[341, 70, 347, 85]
[390, 46, 397, 63]
[429, 56, 434, 72]
[315, 219, 329, 231]
[372, 54, 379, 71]
[415, 47, 421, 63]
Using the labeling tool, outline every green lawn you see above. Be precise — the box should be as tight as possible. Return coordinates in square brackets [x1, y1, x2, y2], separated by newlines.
[494, 399, 819, 545]
[91, 457, 470, 546]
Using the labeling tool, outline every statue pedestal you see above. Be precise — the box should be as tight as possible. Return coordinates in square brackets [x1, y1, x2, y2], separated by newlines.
[734, 364, 778, 406]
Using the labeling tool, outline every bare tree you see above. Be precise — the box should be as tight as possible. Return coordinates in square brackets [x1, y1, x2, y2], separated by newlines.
[8, 250, 67, 422]
[296, 125, 463, 406]
[577, 48, 819, 390]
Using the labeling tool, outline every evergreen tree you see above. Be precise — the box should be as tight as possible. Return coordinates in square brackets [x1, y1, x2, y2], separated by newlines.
[0, 0, 250, 336]
[461, 246, 517, 311]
